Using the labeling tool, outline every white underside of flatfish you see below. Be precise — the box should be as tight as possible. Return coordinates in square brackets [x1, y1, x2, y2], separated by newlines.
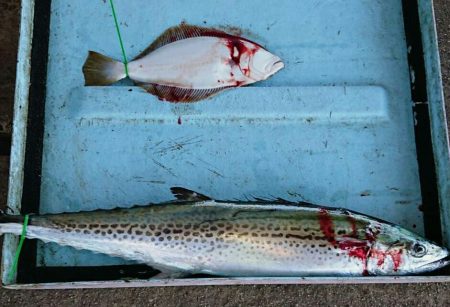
[128, 37, 249, 89]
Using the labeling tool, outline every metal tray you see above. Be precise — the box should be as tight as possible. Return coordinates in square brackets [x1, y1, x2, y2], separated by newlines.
[2, 0, 450, 288]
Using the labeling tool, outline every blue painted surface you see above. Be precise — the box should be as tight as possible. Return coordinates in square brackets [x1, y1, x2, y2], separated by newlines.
[38, 0, 422, 266]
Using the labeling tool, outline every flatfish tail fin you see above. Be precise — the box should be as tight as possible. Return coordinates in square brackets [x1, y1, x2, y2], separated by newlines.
[136, 82, 232, 103]
[83, 51, 127, 86]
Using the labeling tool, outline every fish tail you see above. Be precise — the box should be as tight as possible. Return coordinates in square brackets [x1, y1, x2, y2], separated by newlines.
[82, 51, 127, 86]
[0, 211, 24, 235]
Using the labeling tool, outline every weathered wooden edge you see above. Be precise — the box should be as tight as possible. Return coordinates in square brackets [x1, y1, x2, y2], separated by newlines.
[419, 0, 450, 247]
[1, 0, 35, 285]
[3, 0, 450, 289]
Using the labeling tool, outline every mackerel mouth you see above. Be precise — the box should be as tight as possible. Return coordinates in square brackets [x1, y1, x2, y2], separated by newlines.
[417, 254, 450, 272]
[265, 59, 284, 78]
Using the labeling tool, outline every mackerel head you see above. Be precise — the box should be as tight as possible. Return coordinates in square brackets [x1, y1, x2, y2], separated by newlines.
[0, 188, 448, 277]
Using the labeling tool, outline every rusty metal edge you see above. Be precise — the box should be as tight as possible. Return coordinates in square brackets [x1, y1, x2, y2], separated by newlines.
[1, 0, 35, 285]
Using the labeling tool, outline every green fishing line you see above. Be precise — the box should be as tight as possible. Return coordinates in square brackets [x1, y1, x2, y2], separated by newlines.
[8, 214, 29, 283]
[109, 0, 129, 77]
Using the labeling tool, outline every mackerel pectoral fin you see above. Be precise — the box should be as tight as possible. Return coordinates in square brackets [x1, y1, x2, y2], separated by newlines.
[151, 271, 190, 280]
[170, 187, 212, 201]
[137, 82, 231, 103]
[133, 24, 230, 60]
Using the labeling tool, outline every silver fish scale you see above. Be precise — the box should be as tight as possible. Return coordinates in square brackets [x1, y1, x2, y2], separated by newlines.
[29, 203, 367, 276]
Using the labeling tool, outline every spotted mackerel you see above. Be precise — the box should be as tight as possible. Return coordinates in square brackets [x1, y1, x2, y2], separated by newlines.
[1, 187, 448, 277]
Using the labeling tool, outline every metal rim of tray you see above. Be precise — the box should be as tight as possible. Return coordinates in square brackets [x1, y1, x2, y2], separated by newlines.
[2, 0, 450, 287]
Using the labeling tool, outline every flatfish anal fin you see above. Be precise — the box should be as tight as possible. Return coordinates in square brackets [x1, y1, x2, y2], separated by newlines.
[137, 82, 231, 103]
[134, 24, 231, 61]
[170, 187, 212, 201]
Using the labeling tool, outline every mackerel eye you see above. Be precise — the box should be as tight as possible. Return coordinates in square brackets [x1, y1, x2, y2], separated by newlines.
[412, 243, 427, 257]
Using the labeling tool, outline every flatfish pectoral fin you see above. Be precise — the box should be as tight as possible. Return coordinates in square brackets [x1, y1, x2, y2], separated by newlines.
[136, 82, 231, 103]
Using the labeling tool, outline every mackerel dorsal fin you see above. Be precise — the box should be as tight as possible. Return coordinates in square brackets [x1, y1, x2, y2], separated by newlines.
[134, 24, 230, 60]
[252, 197, 293, 204]
[170, 187, 212, 201]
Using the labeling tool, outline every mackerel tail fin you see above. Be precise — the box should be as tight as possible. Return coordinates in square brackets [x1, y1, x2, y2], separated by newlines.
[82, 51, 127, 86]
[0, 212, 24, 235]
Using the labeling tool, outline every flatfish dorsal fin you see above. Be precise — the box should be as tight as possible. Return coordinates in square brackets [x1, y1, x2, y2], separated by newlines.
[134, 24, 231, 60]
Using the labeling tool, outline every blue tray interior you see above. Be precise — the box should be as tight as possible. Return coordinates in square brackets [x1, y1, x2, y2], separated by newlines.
[38, 0, 421, 266]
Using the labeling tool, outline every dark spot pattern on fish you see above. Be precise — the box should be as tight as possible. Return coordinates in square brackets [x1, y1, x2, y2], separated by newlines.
[285, 234, 314, 240]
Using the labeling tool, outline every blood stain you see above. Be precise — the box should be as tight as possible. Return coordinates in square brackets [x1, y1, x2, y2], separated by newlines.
[346, 215, 358, 238]
[318, 209, 336, 245]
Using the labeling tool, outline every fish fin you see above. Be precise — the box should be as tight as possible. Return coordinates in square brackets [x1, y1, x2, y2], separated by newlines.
[170, 187, 212, 201]
[243, 195, 327, 208]
[136, 82, 231, 103]
[0, 212, 24, 224]
[134, 24, 231, 60]
[151, 271, 190, 279]
[251, 196, 293, 204]
[0, 212, 26, 235]
[83, 51, 127, 86]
